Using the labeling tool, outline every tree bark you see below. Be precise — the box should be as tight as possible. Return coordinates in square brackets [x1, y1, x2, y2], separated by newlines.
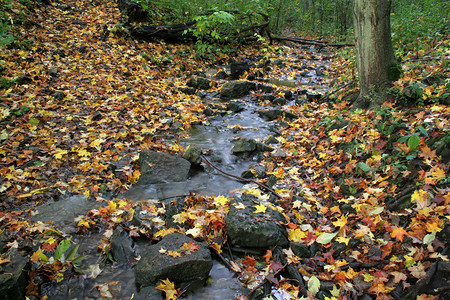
[352, 0, 398, 109]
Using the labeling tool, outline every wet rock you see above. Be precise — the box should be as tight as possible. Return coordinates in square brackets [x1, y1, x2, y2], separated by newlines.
[108, 155, 133, 177]
[225, 195, 289, 248]
[16, 75, 32, 85]
[232, 138, 257, 154]
[202, 107, 214, 116]
[306, 92, 322, 101]
[272, 97, 287, 105]
[226, 101, 246, 113]
[220, 80, 256, 99]
[186, 75, 211, 90]
[241, 164, 267, 179]
[134, 233, 213, 288]
[135, 285, 163, 300]
[300, 71, 312, 77]
[256, 143, 274, 152]
[315, 68, 325, 76]
[256, 83, 274, 93]
[258, 109, 298, 121]
[183, 143, 202, 166]
[290, 242, 312, 258]
[271, 148, 287, 158]
[137, 151, 191, 185]
[214, 70, 227, 80]
[0, 249, 30, 300]
[110, 226, 135, 264]
[265, 136, 279, 145]
[281, 90, 293, 99]
[180, 87, 196, 95]
[259, 94, 275, 102]
[230, 61, 253, 79]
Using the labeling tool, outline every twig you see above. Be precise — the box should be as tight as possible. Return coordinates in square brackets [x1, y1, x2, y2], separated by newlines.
[273, 36, 354, 47]
[200, 154, 285, 201]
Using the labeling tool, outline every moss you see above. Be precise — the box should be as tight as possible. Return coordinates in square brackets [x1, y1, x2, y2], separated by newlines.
[388, 63, 403, 81]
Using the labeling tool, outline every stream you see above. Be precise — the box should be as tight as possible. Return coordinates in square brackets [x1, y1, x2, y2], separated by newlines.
[32, 46, 330, 299]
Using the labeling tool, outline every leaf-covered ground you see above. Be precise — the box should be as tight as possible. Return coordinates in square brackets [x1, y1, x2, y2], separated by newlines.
[0, 0, 449, 299]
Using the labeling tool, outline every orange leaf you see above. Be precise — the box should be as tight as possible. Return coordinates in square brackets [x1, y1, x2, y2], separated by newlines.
[391, 227, 408, 242]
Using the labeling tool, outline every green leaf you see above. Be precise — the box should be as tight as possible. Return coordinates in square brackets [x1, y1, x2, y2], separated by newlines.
[357, 162, 371, 172]
[307, 275, 321, 296]
[29, 118, 39, 126]
[0, 130, 8, 140]
[66, 244, 79, 261]
[417, 126, 429, 137]
[71, 256, 85, 264]
[423, 231, 436, 245]
[54, 240, 70, 260]
[408, 135, 420, 149]
[38, 249, 49, 262]
[316, 232, 338, 244]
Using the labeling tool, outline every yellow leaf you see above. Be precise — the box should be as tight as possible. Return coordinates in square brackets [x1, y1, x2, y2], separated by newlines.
[363, 273, 375, 282]
[332, 215, 347, 228]
[254, 203, 267, 214]
[156, 279, 179, 300]
[411, 190, 429, 209]
[336, 236, 350, 245]
[233, 202, 245, 209]
[214, 195, 229, 206]
[288, 228, 307, 242]
[53, 148, 68, 159]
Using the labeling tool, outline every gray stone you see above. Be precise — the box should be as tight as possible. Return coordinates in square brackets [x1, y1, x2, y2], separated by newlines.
[258, 109, 298, 121]
[257, 83, 274, 93]
[135, 285, 163, 300]
[0, 249, 30, 300]
[260, 94, 276, 101]
[272, 97, 287, 105]
[220, 80, 256, 98]
[225, 195, 289, 248]
[134, 233, 213, 288]
[232, 139, 257, 154]
[226, 101, 246, 113]
[183, 143, 202, 166]
[306, 92, 322, 101]
[186, 75, 211, 90]
[137, 151, 191, 185]
[271, 148, 287, 158]
[110, 226, 135, 264]
[290, 242, 312, 258]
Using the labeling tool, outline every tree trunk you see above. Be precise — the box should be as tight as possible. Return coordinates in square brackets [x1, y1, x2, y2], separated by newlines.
[352, 0, 398, 109]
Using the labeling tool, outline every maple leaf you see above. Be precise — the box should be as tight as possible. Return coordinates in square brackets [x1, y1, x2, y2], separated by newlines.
[332, 215, 347, 228]
[391, 227, 409, 242]
[254, 203, 267, 214]
[411, 189, 429, 210]
[214, 195, 229, 206]
[288, 228, 307, 242]
[185, 226, 203, 238]
[156, 279, 179, 300]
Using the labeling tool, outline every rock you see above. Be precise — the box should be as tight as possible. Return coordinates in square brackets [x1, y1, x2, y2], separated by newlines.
[315, 68, 325, 76]
[306, 92, 322, 101]
[180, 87, 196, 95]
[186, 75, 211, 90]
[241, 164, 267, 179]
[230, 61, 253, 79]
[272, 97, 287, 105]
[135, 285, 163, 300]
[258, 109, 297, 121]
[134, 233, 213, 288]
[281, 90, 293, 99]
[265, 136, 279, 145]
[232, 138, 257, 154]
[0, 249, 30, 300]
[256, 83, 274, 93]
[225, 195, 289, 248]
[226, 101, 246, 113]
[259, 94, 275, 102]
[15, 75, 32, 85]
[220, 80, 256, 99]
[300, 71, 312, 77]
[271, 148, 287, 158]
[183, 143, 202, 166]
[110, 226, 135, 264]
[256, 143, 274, 152]
[290, 242, 312, 258]
[137, 151, 191, 185]
[214, 70, 227, 80]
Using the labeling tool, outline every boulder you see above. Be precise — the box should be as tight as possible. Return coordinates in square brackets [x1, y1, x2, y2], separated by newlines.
[110, 226, 135, 264]
[134, 233, 213, 288]
[226, 101, 246, 113]
[183, 143, 202, 166]
[220, 81, 256, 99]
[0, 249, 30, 300]
[225, 195, 289, 248]
[232, 139, 257, 154]
[186, 75, 211, 90]
[137, 151, 191, 185]
[258, 109, 298, 121]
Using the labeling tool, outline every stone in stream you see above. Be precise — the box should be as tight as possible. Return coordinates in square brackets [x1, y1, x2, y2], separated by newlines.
[225, 194, 289, 248]
[0, 249, 30, 300]
[134, 233, 213, 288]
[183, 143, 202, 166]
[258, 109, 298, 121]
[226, 101, 246, 113]
[137, 151, 191, 185]
[232, 138, 257, 154]
[110, 226, 135, 264]
[186, 75, 212, 90]
[220, 80, 256, 99]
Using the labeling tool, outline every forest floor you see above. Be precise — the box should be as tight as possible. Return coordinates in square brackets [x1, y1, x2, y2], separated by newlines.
[0, 0, 449, 299]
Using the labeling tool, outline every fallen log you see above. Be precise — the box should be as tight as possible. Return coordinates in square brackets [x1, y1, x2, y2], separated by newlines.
[273, 35, 354, 48]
